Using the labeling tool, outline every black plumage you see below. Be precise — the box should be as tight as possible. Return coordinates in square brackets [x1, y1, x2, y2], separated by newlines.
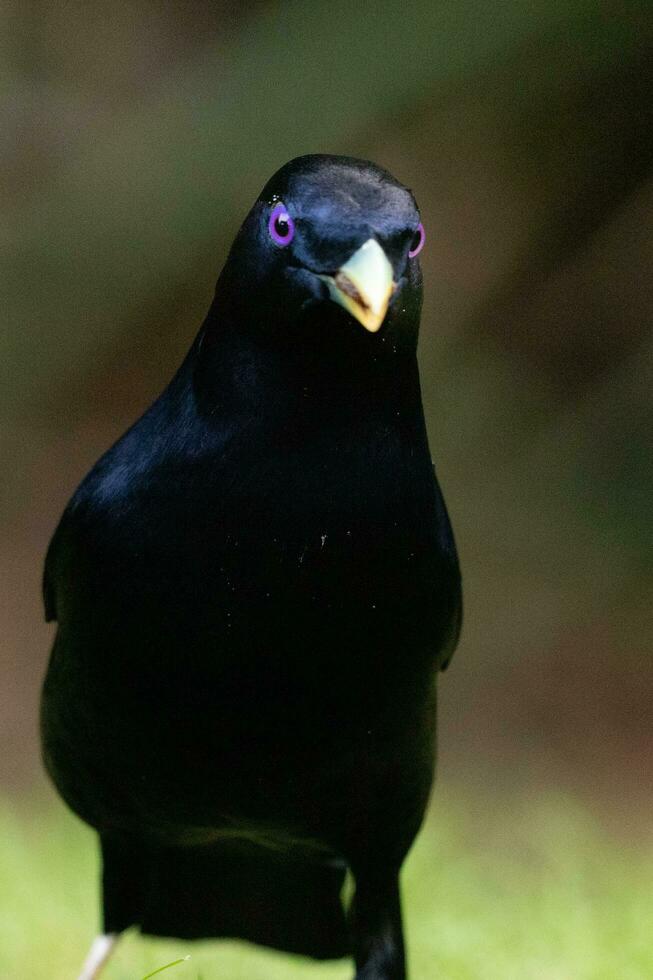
[41, 154, 462, 980]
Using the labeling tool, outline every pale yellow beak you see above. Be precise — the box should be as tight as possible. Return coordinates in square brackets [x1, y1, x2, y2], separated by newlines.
[320, 238, 395, 333]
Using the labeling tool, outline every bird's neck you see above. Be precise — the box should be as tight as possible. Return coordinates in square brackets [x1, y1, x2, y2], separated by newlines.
[192, 300, 423, 434]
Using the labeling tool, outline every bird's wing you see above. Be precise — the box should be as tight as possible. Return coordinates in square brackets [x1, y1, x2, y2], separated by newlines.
[432, 466, 463, 670]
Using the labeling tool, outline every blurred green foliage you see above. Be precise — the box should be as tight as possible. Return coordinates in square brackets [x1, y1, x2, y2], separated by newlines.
[1, 787, 651, 979]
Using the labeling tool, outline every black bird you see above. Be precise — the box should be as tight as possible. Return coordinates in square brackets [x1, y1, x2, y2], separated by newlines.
[41, 154, 462, 980]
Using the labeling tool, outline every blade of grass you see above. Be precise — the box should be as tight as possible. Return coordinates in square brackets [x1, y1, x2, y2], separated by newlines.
[140, 955, 190, 979]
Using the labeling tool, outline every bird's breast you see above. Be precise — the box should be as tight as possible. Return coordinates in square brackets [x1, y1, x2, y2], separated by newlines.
[44, 425, 457, 841]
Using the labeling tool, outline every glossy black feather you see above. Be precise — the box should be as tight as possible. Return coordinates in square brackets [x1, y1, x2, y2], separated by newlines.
[41, 155, 461, 977]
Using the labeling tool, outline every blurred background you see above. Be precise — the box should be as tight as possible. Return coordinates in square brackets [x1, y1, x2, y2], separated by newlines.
[2, 1, 652, 977]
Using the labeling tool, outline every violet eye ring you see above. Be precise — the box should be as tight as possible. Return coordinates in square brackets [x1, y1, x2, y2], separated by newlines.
[408, 222, 425, 258]
[268, 202, 295, 246]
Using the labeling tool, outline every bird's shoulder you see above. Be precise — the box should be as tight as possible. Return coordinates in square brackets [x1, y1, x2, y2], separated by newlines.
[42, 373, 215, 621]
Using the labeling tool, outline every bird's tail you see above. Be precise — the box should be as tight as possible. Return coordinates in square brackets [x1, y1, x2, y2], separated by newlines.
[101, 834, 350, 960]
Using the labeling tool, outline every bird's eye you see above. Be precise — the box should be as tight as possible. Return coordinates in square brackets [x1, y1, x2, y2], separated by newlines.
[408, 222, 425, 258]
[268, 202, 295, 246]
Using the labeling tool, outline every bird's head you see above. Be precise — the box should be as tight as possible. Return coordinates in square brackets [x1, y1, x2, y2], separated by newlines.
[213, 155, 425, 355]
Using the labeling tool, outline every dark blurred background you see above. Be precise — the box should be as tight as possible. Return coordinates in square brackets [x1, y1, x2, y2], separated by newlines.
[2, 0, 652, 831]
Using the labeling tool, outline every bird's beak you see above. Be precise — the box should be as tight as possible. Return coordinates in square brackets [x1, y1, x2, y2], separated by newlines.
[319, 239, 395, 333]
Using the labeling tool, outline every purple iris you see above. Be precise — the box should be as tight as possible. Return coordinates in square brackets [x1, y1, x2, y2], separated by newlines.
[408, 222, 425, 258]
[268, 202, 295, 246]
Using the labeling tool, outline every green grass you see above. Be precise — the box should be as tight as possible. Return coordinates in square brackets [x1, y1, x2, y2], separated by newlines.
[0, 786, 650, 979]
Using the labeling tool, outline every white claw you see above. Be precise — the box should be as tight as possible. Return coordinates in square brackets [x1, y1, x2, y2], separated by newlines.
[77, 933, 119, 980]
